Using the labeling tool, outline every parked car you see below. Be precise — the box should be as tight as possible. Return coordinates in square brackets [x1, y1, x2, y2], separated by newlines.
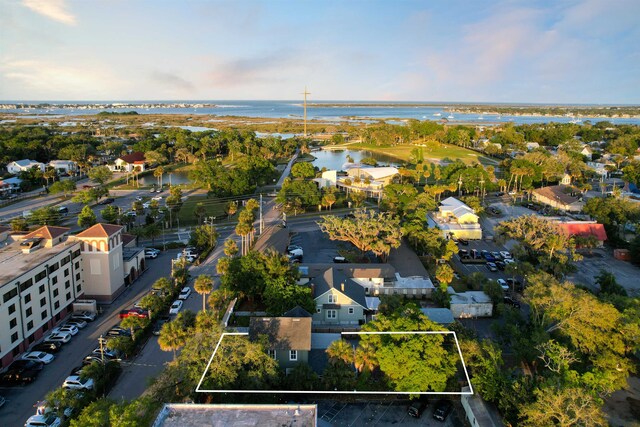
[145, 248, 160, 259]
[500, 251, 511, 259]
[24, 414, 61, 427]
[179, 287, 192, 300]
[432, 399, 453, 422]
[52, 324, 79, 336]
[65, 318, 88, 329]
[57, 206, 69, 215]
[142, 202, 151, 209]
[153, 316, 170, 336]
[457, 238, 469, 245]
[107, 327, 132, 337]
[151, 195, 163, 201]
[287, 244, 302, 252]
[30, 342, 62, 354]
[169, 300, 183, 315]
[497, 278, 509, 291]
[69, 365, 85, 376]
[119, 308, 149, 319]
[62, 375, 94, 390]
[71, 311, 96, 322]
[91, 348, 122, 361]
[44, 332, 72, 344]
[176, 253, 196, 263]
[82, 355, 107, 365]
[503, 296, 521, 308]
[491, 251, 501, 259]
[503, 258, 515, 265]
[407, 399, 429, 418]
[333, 256, 348, 263]
[1, 370, 38, 385]
[8, 359, 44, 372]
[98, 197, 114, 205]
[486, 262, 498, 272]
[22, 352, 55, 364]
[495, 260, 506, 270]
[506, 278, 522, 291]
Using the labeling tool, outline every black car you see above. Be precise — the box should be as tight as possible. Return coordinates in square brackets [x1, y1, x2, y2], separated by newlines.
[83, 355, 107, 365]
[107, 327, 132, 337]
[8, 359, 44, 372]
[1, 370, 38, 385]
[433, 399, 453, 422]
[30, 342, 62, 353]
[153, 316, 170, 336]
[407, 399, 428, 418]
[503, 296, 521, 309]
[457, 238, 469, 245]
[99, 197, 115, 205]
[70, 365, 85, 376]
[495, 260, 506, 270]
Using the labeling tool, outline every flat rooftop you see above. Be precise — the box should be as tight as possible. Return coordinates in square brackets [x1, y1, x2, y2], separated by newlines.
[153, 403, 317, 427]
[0, 238, 80, 286]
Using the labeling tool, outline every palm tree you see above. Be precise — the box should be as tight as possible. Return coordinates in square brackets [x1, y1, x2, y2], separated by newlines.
[354, 341, 378, 373]
[154, 166, 164, 188]
[120, 315, 149, 338]
[43, 167, 57, 186]
[158, 320, 188, 361]
[194, 275, 214, 312]
[327, 339, 354, 365]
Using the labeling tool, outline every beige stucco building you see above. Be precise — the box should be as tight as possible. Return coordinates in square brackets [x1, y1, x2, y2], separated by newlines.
[0, 226, 84, 368]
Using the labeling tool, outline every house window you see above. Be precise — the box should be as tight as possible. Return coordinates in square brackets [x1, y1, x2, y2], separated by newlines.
[348, 307, 355, 314]
[53, 289, 59, 297]
[327, 310, 337, 320]
[316, 306, 321, 314]
[54, 301, 60, 310]
[289, 350, 298, 361]
[26, 307, 32, 317]
[27, 321, 33, 330]
[267, 350, 276, 360]
[77, 285, 82, 292]
[39, 284, 45, 294]
[52, 277, 58, 285]
[25, 294, 31, 303]
[328, 294, 336, 303]
[8, 304, 16, 315]
[9, 318, 17, 329]
[76, 273, 81, 281]
[11, 332, 18, 343]
[66, 292, 71, 301]
[40, 297, 46, 307]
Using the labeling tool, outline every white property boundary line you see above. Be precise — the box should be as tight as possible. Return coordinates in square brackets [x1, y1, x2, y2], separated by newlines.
[196, 331, 473, 395]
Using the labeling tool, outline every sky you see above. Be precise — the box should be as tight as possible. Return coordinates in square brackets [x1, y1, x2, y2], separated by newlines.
[0, 0, 639, 103]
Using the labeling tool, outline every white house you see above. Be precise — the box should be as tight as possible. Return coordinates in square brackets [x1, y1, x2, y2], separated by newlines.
[427, 197, 483, 240]
[109, 152, 147, 173]
[7, 159, 45, 175]
[448, 289, 493, 318]
[48, 160, 78, 174]
[525, 142, 540, 151]
[580, 146, 593, 160]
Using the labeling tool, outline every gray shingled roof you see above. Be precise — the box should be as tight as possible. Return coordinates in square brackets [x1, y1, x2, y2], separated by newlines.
[311, 267, 367, 308]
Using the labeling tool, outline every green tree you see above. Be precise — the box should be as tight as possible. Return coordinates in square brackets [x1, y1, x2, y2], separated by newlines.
[29, 206, 62, 226]
[194, 274, 214, 312]
[595, 269, 627, 296]
[521, 386, 607, 427]
[318, 209, 403, 261]
[435, 264, 455, 286]
[189, 224, 218, 250]
[223, 238, 238, 257]
[120, 315, 150, 339]
[10, 217, 28, 231]
[49, 179, 76, 198]
[139, 293, 164, 319]
[69, 398, 113, 427]
[100, 205, 119, 224]
[87, 165, 113, 186]
[291, 161, 316, 179]
[78, 205, 97, 228]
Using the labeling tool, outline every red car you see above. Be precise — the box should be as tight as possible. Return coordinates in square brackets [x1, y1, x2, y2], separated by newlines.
[118, 308, 149, 319]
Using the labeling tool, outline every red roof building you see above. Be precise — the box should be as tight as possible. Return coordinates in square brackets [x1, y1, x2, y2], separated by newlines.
[557, 221, 607, 247]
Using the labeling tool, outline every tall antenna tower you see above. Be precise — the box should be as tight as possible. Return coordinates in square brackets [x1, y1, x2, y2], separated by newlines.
[301, 86, 310, 137]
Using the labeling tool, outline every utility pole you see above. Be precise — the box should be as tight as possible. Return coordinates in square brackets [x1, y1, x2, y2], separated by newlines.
[301, 87, 310, 137]
[259, 194, 263, 234]
[207, 216, 215, 248]
[99, 335, 106, 364]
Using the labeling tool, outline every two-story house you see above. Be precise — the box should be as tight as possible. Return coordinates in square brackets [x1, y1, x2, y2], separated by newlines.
[249, 316, 311, 372]
[310, 268, 367, 326]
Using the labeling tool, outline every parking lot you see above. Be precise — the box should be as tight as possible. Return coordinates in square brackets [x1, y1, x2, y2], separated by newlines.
[450, 239, 514, 283]
[317, 399, 463, 426]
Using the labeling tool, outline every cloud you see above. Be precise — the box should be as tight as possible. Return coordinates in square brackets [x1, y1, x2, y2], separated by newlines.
[205, 50, 307, 87]
[22, 0, 76, 25]
[150, 71, 195, 92]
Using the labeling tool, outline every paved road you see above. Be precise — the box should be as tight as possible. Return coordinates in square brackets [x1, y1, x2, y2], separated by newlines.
[0, 250, 176, 426]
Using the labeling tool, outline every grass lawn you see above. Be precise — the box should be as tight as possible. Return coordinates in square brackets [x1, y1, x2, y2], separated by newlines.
[343, 143, 499, 166]
[176, 194, 231, 226]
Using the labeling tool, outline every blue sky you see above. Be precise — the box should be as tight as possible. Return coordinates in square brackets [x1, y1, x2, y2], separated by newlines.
[0, 0, 638, 103]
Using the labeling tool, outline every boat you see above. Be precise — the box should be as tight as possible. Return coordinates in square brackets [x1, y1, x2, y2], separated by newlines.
[447, 114, 454, 119]
[478, 116, 484, 120]
[433, 113, 441, 117]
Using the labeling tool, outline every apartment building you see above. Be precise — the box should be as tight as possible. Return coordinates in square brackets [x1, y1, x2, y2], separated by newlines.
[0, 226, 84, 368]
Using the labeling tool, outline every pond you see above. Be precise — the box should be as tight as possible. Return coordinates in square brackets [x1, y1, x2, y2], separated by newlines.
[311, 149, 401, 171]
[137, 170, 191, 186]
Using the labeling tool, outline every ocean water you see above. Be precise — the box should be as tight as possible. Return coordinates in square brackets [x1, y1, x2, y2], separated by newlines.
[2, 100, 639, 125]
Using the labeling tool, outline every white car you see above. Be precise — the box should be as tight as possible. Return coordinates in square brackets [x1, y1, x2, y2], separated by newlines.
[176, 253, 196, 263]
[179, 287, 192, 300]
[71, 311, 96, 322]
[52, 324, 79, 336]
[135, 196, 143, 201]
[503, 258, 515, 265]
[500, 251, 512, 259]
[169, 300, 183, 315]
[145, 248, 160, 259]
[142, 202, 151, 209]
[152, 195, 163, 201]
[44, 332, 72, 344]
[497, 279, 509, 291]
[25, 414, 61, 427]
[22, 352, 55, 364]
[65, 319, 87, 329]
[62, 375, 94, 390]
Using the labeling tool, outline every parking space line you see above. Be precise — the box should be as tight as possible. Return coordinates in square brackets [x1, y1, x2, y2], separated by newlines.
[372, 401, 393, 426]
[348, 401, 369, 427]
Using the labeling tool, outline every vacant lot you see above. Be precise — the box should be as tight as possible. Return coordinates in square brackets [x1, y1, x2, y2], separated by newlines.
[345, 143, 499, 166]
